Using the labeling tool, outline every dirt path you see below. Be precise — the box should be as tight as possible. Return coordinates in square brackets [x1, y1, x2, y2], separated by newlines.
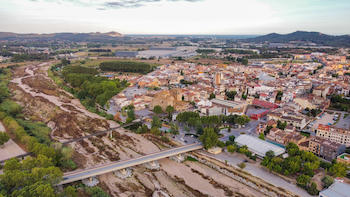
[0, 121, 26, 161]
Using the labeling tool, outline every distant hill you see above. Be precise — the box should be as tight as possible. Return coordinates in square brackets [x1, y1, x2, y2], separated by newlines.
[245, 31, 350, 47]
[0, 31, 123, 42]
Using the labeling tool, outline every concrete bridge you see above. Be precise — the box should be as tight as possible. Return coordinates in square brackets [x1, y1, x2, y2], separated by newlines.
[59, 143, 203, 185]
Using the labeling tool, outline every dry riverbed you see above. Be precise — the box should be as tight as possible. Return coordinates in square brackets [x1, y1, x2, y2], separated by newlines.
[8, 62, 297, 196]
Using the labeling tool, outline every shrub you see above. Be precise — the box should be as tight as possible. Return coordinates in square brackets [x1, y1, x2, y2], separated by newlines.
[160, 136, 169, 143]
[238, 162, 246, 169]
[0, 132, 10, 146]
[186, 156, 198, 162]
[0, 100, 22, 116]
[85, 186, 109, 197]
[322, 175, 334, 188]
[307, 182, 319, 195]
[227, 145, 236, 153]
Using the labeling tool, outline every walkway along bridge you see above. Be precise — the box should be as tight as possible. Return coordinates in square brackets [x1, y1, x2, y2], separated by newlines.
[58, 143, 203, 185]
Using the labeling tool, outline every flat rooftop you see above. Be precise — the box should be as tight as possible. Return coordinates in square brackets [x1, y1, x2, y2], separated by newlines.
[319, 181, 350, 197]
[235, 135, 285, 157]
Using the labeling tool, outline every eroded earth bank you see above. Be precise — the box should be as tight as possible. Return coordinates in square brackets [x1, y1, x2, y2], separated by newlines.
[9, 62, 297, 197]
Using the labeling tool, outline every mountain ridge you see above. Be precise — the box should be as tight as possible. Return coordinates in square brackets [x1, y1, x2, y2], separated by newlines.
[245, 31, 350, 47]
[0, 31, 123, 42]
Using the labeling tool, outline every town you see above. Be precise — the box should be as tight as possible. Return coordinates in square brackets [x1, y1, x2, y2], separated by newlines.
[1, 0, 350, 197]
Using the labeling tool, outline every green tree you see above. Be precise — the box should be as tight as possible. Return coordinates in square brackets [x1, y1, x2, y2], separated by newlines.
[0, 155, 62, 196]
[0, 100, 22, 116]
[85, 186, 110, 197]
[286, 143, 300, 156]
[235, 115, 250, 126]
[153, 105, 163, 115]
[11, 181, 56, 197]
[136, 124, 149, 134]
[151, 116, 162, 129]
[307, 182, 319, 195]
[209, 93, 216, 100]
[329, 162, 348, 177]
[259, 133, 265, 140]
[225, 91, 237, 101]
[297, 174, 311, 188]
[227, 145, 236, 153]
[150, 127, 161, 136]
[322, 175, 334, 188]
[199, 128, 219, 149]
[229, 135, 235, 142]
[276, 91, 283, 101]
[126, 108, 136, 123]
[264, 125, 273, 135]
[265, 150, 275, 159]
[277, 120, 287, 130]
[165, 105, 175, 120]
[169, 123, 179, 135]
[0, 82, 9, 103]
[0, 132, 10, 146]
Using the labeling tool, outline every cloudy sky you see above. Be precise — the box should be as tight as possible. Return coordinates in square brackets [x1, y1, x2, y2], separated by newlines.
[1, 0, 349, 35]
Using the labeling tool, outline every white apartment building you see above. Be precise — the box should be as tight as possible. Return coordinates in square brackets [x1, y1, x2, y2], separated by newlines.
[316, 124, 350, 146]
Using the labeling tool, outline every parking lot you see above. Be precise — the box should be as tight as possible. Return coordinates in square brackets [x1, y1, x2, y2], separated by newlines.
[334, 112, 350, 129]
[309, 111, 350, 130]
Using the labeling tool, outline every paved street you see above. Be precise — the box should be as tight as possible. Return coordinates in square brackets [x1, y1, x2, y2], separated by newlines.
[220, 120, 261, 141]
[202, 151, 312, 197]
[335, 112, 350, 129]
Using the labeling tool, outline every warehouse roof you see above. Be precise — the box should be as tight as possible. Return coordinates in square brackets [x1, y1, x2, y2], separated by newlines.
[235, 135, 285, 157]
[319, 181, 350, 197]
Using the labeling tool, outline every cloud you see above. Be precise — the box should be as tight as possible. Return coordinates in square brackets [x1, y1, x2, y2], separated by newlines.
[29, 0, 203, 9]
[104, 0, 203, 9]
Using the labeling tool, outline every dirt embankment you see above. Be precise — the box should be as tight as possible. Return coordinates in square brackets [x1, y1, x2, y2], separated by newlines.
[9, 62, 160, 168]
[8, 62, 297, 196]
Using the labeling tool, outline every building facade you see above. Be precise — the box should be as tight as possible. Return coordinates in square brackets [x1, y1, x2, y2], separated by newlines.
[308, 136, 345, 161]
[316, 124, 350, 146]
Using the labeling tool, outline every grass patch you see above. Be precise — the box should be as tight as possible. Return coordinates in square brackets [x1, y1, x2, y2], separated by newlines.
[186, 156, 198, 162]
[300, 131, 310, 137]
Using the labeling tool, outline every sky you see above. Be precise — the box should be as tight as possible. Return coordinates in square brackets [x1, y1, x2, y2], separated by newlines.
[0, 0, 349, 35]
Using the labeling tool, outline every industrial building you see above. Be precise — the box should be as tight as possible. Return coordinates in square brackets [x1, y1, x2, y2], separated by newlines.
[319, 181, 350, 197]
[235, 135, 285, 158]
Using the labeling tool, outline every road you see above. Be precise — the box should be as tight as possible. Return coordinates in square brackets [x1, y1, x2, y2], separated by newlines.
[203, 151, 312, 197]
[59, 143, 203, 185]
[220, 120, 261, 142]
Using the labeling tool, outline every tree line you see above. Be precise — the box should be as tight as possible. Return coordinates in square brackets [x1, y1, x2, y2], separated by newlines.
[261, 142, 348, 195]
[58, 64, 128, 114]
[100, 61, 152, 74]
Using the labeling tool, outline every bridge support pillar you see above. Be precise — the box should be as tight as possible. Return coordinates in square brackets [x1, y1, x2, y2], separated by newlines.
[114, 167, 132, 179]
[144, 161, 160, 170]
[109, 131, 113, 139]
[82, 176, 99, 187]
[170, 154, 185, 163]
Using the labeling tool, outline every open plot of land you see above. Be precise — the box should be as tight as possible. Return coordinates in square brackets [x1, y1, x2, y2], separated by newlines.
[311, 112, 335, 130]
